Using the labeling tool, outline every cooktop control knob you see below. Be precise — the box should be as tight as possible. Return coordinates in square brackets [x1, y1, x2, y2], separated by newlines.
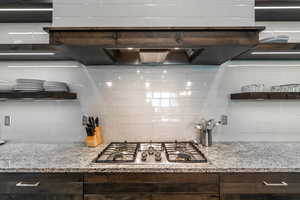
[141, 151, 148, 161]
[148, 146, 154, 155]
[155, 151, 162, 161]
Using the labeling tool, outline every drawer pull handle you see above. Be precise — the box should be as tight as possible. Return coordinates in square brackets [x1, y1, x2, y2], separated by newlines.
[263, 181, 288, 187]
[16, 181, 40, 187]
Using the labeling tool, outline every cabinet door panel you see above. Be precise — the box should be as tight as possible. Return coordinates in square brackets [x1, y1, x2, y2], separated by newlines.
[0, 182, 82, 194]
[85, 194, 219, 200]
[84, 194, 151, 200]
[85, 183, 218, 193]
[0, 174, 82, 182]
[85, 173, 219, 184]
[221, 173, 300, 194]
[152, 194, 220, 200]
[223, 194, 300, 200]
[0, 173, 83, 195]
[0, 194, 82, 200]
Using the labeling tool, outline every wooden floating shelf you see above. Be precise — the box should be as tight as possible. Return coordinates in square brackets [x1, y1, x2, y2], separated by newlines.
[233, 43, 300, 61]
[256, 0, 300, 21]
[0, 2, 52, 23]
[231, 92, 300, 100]
[0, 91, 77, 100]
[0, 44, 73, 61]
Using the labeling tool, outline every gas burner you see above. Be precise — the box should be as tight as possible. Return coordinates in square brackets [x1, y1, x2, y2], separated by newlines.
[95, 142, 139, 163]
[164, 142, 207, 163]
[116, 145, 128, 152]
[109, 151, 132, 161]
[176, 152, 194, 161]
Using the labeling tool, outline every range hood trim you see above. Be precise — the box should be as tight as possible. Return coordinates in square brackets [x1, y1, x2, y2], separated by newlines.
[45, 26, 265, 65]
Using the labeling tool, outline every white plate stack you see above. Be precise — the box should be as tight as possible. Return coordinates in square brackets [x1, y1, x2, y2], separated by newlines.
[14, 79, 45, 92]
[44, 81, 70, 92]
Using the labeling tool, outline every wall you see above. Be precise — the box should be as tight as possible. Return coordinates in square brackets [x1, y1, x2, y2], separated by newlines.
[0, 61, 100, 143]
[86, 60, 300, 143]
[216, 60, 300, 141]
[0, 23, 50, 44]
[1, 60, 300, 143]
[53, 0, 254, 27]
[258, 21, 300, 43]
[2, 2, 300, 143]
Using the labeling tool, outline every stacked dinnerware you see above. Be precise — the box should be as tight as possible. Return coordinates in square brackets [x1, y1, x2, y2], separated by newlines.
[44, 81, 70, 92]
[14, 79, 45, 92]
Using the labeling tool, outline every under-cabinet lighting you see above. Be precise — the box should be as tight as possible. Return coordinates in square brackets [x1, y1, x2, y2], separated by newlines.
[8, 32, 47, 35]
[8, 65, 79, 68]
[264, 30, 300, 33]
[0, 52, 56, 56]
[228, 64, 300, 67]
[0, 8, 53, 11]
[255, 6, 300, 10]
[251, 52, 300, 55]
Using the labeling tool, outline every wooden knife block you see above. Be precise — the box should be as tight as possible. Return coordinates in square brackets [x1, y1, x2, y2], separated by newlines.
[85, 126, 103, 147]
[95, 126, 103, 144]
[85, 135, 98, 147]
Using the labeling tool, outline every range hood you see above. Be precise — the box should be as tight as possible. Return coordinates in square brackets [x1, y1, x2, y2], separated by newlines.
[45, 26, 265, 65]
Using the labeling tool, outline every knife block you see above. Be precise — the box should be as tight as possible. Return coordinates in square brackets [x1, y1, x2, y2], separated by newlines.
[85, 135, 98, 147]
[95, 126, 103, 144]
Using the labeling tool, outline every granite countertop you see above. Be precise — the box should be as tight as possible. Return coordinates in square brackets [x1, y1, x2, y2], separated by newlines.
[0, 142, 300, 173]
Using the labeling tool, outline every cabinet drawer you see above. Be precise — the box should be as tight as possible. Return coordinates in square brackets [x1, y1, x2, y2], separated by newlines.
[0, 173, 83, 195]
[85, 194, 152, 200]
[85, 173, 219, 194]
[85, 194, 219, 200]
[0, 194, 82, 200]
[221, 173, 300, 194]
[85, 173, 219, 184]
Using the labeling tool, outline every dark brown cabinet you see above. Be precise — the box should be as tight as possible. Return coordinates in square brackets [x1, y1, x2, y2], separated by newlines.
[221, 173, 300, 200]
[84, 173, 220, 200]
[0, 173, 83, 200]
[0, 172, 300, 200]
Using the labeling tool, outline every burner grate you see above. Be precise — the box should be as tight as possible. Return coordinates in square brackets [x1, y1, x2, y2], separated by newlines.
[94, 142, 139, 163]
[163, 142, 207, 163]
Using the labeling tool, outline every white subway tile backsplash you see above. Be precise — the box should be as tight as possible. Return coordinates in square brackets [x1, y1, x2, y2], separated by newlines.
[1, 59, 300, 143]
[0, 23, 50, 44]
[257, 22, 300, 43]
[53, 0, 254, 26]
[83, 61, 300, 142]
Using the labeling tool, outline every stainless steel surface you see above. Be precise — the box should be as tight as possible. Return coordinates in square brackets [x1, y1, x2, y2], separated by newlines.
[263, 181, 288, 187]
[95, 141, 207, 164]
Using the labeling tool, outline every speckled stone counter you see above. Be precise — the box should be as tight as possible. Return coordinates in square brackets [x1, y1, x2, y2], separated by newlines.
[0, 142, 300, 173]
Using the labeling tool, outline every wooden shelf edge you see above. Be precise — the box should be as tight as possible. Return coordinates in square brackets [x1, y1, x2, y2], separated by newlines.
[0, 91, 77, 100]
[231, 92, 300, 100]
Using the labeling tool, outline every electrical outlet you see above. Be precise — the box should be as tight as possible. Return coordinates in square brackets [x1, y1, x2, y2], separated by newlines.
[82, 115, 88, 126]
[4, 116, 11, 126]
[221, 115, 228, 125]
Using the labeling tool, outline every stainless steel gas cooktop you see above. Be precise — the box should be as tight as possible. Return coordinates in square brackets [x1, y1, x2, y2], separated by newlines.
[94, 141, 207, 164]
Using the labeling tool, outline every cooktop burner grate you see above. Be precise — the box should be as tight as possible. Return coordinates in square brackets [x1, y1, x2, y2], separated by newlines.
[163, 141, 207, 163]
[94, 142, 139, 163]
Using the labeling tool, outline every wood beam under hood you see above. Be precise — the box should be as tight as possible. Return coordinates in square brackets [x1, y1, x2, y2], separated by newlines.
[45, 26, 264, 65]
